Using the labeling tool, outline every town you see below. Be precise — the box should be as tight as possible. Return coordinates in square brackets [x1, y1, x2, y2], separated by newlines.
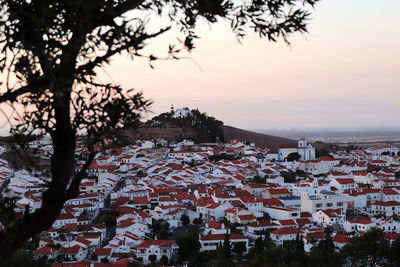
[1, 133, 400, 266]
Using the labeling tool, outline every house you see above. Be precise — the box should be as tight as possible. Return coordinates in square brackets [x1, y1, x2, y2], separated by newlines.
[262, 188, 291, 199]
[200, 233, 249, 252]
[239, 195, 264, 212]
[93, 247, 112, 262]
[59, 245, 87, 262]
[52, 213, 77, 229]
[333, 234, 350, 249]
[134, 240, 178, 264]
[329, 178, 356, 193]
[224, 208, 252, 224]
[300, 191, 353, 213]
[264, 206, 300, 220]
[312, 209, 346, 227]
[204, 220, 230, 235]
[270, 227, 303, 244]
[33, 246, 58, 260]
[247, 220, 279, 237]
[196, 203, 228, 220]
[343, 217, 375, 233]
[371, 201, 400, 217]
[243, 183, 269, 197]
[376, 218, 400, 233]
[237, 214, 257, 225]
[303, 231, 325, 252]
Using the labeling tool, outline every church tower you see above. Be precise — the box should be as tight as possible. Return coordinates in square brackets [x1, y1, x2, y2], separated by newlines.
[298, 138, 307, 148]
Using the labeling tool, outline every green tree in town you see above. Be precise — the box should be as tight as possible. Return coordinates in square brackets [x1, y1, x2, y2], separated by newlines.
[176, 229, 200, 262]
[160, 255, 169, 265]
[148, 254, 157, 264]
[342, 228, 390, 266]
[287, 152, 301, 162]
[232, 242, 247, 257]
[180, 214, 190, 225]
[309, 228, 342, 267]
[223, 233, 231, 258]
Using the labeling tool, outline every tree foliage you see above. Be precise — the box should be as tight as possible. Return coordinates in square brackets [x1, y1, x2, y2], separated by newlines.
[287, 152, 301, 162]
[150, 108, 225, 142]
[176, 228, 201, 262]
[341, 228, 390, 266]
[0, 0, 318, 262]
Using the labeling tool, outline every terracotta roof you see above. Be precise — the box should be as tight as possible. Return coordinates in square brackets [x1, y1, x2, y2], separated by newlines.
[200, 233, 247, 241]
[33, 246, 57, 255]
[206, 220, 222, 229]
[248, 220, 278, 228]
[94, 248, 112, 256]
[60, 245, 84, 254]
[271, 227, 302, 235]
[333, 234, 350, 244]
[136, 239, 175, 248]
[373, 201, 400, 206]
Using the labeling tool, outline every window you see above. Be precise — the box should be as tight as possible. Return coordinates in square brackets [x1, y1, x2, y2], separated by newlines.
[316, 204, 322, 208]
[337, 202, 343, 207]
[327, 203, 333, 208]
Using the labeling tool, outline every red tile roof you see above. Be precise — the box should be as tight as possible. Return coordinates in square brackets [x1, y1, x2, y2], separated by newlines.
[136, 240, 175, 248]
[271, 227, 302, 235]
[200, 233, 247, 241]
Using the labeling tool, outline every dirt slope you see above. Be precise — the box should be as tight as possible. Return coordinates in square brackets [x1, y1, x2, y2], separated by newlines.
[223, 125, 296, 148]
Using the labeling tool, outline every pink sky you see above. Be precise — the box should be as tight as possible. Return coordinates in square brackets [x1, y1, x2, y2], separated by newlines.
[104, 0, 400, 129]
[0, 0, 399, 135]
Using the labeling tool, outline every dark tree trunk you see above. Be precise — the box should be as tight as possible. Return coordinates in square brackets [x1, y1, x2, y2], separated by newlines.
[0, 83, 76, 261]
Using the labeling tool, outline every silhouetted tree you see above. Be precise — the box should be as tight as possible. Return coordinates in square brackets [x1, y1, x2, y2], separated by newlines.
[342, 228, 390, 266]
[287, 152, 301, 161]
[0, 0, 318, 262]
[223, 233, 231, 258]
[176, 229, 200, 262]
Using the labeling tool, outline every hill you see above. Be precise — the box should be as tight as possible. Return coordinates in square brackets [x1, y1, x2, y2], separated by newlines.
[223, 125, 296, 148]
[119, 107, 298, 147]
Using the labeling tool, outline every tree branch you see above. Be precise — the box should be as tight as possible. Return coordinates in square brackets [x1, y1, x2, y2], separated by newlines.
[0, 79, 47, 103]
[64, 151, 97, 200]
[76, 26, 171, 76]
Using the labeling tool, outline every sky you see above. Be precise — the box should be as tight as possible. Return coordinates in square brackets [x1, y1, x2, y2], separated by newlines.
[103, 0, 400, 130]
[0, 0, 399, 136]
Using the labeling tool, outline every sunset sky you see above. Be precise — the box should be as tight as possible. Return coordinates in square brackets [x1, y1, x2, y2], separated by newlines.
[104, 0, 400, 130]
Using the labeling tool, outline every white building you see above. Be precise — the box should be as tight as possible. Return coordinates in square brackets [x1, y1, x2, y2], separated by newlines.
[300, 191, 353, 214]
[171, 105, 191, 118]
[200, 233, 248, 252]
[270, 227, 303, 244]
[277, 139, 315, 162]
[135, 240, 178, 264]
[371, 201, 400, 217]
[312, 209, 346, 227]
[264, 206, 300, 220]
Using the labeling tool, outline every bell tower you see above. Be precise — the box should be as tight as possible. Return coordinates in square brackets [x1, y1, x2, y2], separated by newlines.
[298, 138, 307, 148]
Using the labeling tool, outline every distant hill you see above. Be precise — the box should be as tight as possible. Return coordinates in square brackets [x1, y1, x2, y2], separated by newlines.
[121, 108, 298, 147]
[223, 125, 296, 148]
[124, 125, 296, 148]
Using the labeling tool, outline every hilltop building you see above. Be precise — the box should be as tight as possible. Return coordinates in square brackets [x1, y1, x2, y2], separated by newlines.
[171, 105, 191, 118]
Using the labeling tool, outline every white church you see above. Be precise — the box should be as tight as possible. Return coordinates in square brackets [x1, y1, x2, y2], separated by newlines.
[277, 139, 316, 161]
[171, 105, 191, 118]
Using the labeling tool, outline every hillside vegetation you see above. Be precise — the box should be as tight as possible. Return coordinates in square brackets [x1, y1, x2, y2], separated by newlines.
[147, 108, 224, 143]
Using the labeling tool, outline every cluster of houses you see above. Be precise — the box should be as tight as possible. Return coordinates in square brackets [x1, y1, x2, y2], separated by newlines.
[0, 137, 400, 266]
